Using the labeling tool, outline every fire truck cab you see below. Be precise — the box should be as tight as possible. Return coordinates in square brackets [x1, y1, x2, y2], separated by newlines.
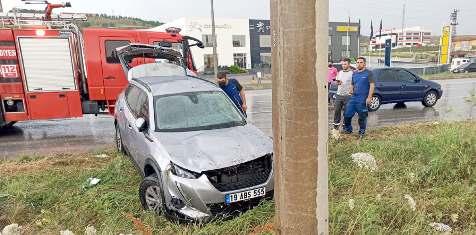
[0, 12, 202, 128]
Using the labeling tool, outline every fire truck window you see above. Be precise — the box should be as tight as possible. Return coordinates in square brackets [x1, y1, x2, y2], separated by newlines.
[105, 40, 130, 64]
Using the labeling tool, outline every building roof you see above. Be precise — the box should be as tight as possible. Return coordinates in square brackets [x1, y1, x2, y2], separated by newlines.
[453, 35, 476, 42]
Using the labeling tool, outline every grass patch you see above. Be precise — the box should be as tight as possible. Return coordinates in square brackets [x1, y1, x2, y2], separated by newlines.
[1, 122, 475, 234]
[423, 71, 476, 80]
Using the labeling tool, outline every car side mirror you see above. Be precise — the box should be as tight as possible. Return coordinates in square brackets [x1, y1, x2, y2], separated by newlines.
[135, 118, 147, 132]
[196, 42, 205, 49]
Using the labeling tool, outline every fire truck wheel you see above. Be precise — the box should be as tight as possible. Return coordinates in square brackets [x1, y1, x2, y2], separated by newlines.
[1, 122, 16, 129]
[115, 124, 125, 154]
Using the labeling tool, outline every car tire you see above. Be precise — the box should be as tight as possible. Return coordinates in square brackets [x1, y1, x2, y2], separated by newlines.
[2, 122, 16, 129]
[139, 174, 166, 215]
[422, 90, 438, 107]
[368, 95, 381, 112]
[115, 123, 125, 154]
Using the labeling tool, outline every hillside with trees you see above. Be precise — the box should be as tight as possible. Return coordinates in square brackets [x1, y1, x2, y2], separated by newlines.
[11, 8, 163, 29]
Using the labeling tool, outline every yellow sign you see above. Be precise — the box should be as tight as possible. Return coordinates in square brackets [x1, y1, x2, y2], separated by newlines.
[440, 26, 451, 64]
[336, 26, 358, 32]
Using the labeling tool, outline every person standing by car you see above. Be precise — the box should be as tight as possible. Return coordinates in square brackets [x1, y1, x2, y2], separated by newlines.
[217, 72, 247, 116]
[343, 57, 375, 139]
[327, 61, 338, 86]
[332, 58, 353, 132]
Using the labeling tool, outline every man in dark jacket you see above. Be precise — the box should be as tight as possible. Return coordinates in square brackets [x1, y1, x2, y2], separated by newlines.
[217, 72, 247, 116]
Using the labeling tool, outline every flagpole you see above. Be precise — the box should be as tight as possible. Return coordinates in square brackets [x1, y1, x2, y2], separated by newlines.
[358, 19, 361, 57]
[347, 16, 350, 58]
[379, 19, 383, 65]
[369, 20, 374, 67]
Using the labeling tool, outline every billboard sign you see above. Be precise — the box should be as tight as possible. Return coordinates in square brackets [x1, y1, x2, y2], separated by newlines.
[440, 26, 451, 65]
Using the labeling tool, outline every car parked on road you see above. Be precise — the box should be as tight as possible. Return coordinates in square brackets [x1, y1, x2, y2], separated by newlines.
[452, 62, 476, 73]
[329, 67, 443, 112]
[450, 58, 470, 72]
[113, 44, 274, 222]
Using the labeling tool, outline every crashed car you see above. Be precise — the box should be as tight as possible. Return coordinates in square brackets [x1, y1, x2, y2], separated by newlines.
[113, 44, 274, 221]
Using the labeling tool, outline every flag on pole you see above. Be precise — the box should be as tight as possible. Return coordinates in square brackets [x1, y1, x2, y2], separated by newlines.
[370, 20, 374, 40]
[379, 19, 383, 37]
[358, 19, 361, 34]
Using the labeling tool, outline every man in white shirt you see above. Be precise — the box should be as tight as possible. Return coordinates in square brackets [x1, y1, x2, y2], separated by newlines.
[333, 58, 353, 131]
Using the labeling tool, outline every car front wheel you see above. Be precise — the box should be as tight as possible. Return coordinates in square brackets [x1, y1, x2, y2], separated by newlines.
[115, 123, 125, 154]
[422, 90, 438, 107]
[140, 174, 166, 215]
[368, 95, 381, 112]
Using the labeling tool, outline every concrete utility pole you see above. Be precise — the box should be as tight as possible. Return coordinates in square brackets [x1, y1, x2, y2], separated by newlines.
[210, 0, 218, 77]
[271, 0, 329, 234]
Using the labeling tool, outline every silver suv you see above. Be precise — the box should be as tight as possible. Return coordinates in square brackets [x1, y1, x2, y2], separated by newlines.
[113, 44, 274, 221]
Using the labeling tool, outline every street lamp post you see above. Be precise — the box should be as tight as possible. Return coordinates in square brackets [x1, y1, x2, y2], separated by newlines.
[210, 0, 218, 78]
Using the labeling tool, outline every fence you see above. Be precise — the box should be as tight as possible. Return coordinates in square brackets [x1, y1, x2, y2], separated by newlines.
[406, 64, 450, 76]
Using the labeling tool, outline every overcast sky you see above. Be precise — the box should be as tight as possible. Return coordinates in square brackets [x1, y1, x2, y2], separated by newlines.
[3, 0, 475, 35]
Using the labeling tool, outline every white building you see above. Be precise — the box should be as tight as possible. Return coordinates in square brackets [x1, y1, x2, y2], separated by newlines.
[371, 26, 432, 49]
[152, 17, 252, 72]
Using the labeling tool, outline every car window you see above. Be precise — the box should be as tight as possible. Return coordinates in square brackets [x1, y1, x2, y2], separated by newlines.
[376, 69, 397, 82]
[125, 85, 141, 117]
[137, 90, 149, 120]
[154, 91, 246, 132]
[396, 70, 416, 83]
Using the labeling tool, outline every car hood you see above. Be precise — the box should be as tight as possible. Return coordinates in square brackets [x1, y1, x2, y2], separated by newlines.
[153, 124, 273, 172]
[422, 79, 441, 88]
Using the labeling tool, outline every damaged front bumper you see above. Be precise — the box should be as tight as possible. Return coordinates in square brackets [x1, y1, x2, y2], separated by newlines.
[161, 165, 274, 222]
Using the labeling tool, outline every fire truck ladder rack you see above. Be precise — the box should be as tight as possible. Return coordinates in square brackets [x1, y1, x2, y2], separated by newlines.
[0, 12, 87, 28]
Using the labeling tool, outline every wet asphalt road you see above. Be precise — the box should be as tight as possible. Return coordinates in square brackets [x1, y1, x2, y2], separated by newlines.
[1, 78, 475, 160]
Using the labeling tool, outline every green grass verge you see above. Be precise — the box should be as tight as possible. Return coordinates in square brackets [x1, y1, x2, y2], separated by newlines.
[1, 122, 475, 234]
[424, 72, 476, 81]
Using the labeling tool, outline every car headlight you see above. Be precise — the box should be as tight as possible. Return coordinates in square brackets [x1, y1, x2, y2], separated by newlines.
[171, 163, 201, 179]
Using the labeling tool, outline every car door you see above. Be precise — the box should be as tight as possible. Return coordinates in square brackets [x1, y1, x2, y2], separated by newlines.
[374, 69, 401, 103]
[397, 69, 426, 101]
[127, 88, 153, 168]
[468, 63, 476, 72]
[116, 85, 132, 139]
[122, 84, 141, 154]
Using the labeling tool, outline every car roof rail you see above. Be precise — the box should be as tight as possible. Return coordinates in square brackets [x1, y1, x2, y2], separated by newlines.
[131, 78, 152, 92]
[186, 74, 218, 87]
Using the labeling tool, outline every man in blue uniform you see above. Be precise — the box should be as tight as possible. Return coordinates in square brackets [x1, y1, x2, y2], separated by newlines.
[343, 57, 375, 139]
[217, 72, 247, 116]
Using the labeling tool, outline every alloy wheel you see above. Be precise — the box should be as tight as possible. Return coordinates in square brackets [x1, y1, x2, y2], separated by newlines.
[369, 96, 381, 110]
[425, 92, 437, 106]
[145, 186, 163, 213]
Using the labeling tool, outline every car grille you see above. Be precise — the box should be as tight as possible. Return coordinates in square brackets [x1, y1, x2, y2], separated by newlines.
[204, 154, 272, 192]
[207, 191, 274, 216]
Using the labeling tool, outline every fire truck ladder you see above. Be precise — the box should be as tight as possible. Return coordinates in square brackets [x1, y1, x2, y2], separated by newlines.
[0, 0, 87, 29]
[0, 12, 87, 28]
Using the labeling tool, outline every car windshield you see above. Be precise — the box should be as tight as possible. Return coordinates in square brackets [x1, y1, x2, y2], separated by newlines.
[154, 91, 246, 132]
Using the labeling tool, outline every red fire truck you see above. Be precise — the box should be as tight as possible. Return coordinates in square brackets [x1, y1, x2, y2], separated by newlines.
[0, 2, 203, 128]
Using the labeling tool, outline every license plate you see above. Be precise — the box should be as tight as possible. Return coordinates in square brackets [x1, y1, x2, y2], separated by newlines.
[225, 187, 266, 204]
